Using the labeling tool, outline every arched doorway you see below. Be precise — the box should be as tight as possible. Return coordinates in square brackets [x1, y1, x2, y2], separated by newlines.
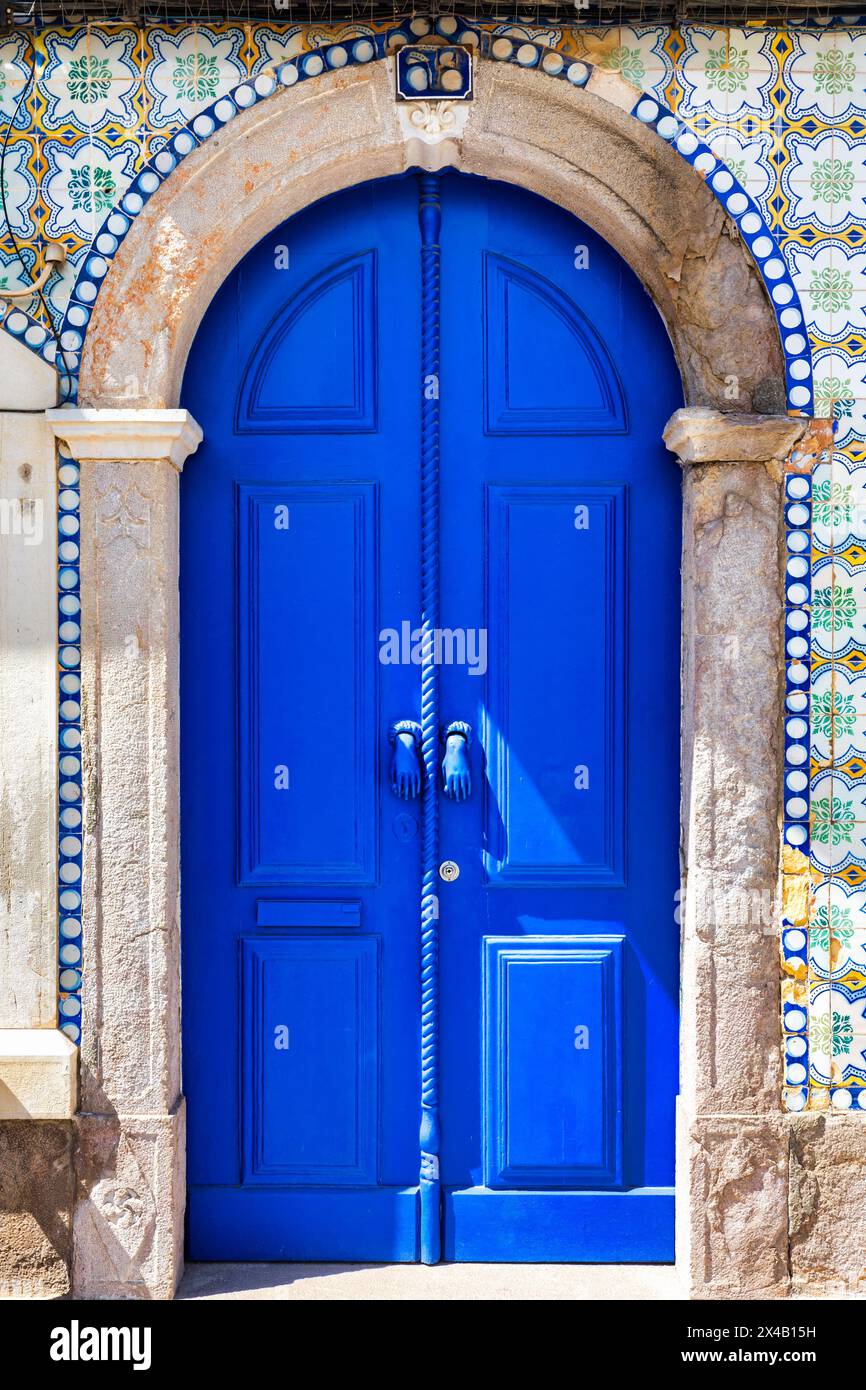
[179, 170, 682, 1262]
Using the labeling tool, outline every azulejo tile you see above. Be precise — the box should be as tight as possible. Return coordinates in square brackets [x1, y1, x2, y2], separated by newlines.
[677, 25, 778, 120]
[249, 24, 305, 74]
[0, 31, 33, 129]
[811, 347, 866, 443]
[808, 978, 834, 1083]
[566, 25, 672, 93]
[814, 919, 866, 980]
[489, 21, 562, 52]
[809, 452, 837, 550]
[815, 453, 866, 551]
[42, 134, 139, 241]
[811, 557, 866, 658]
[812, 665, 866, 760]
[56, 450, 82, 1045]
[706, 128, 773, 207]
[811, 769, 866, 875]
[806, 972, 866, 1086]
[45, 243, 88, 321]
[0, 241, 36, 294]
[0, 136, 38, 239]
[41, 26, 139, 133]
[781, 130, 866, 234]
[788, 239, 866, 345]
[143, 24, 246, 128]
[784, 28, 866, 122]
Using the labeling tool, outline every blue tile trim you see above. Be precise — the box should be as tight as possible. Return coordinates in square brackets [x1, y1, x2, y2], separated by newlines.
[56, 452, 83, 1043]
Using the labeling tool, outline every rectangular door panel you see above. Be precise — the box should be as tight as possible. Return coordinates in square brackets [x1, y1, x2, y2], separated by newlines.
[242, 936, 379, 1184]
[483, 484, 626, 886]
[188, 1187, 419, 1262]
[237, 482, 378, 885]
[483, 936, 623, 1188]
[444, 1189, 674, 1263]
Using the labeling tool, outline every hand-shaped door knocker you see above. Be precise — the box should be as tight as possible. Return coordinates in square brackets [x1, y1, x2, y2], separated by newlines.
[389, 720, 423, 800]
[441, 721, 472, 801]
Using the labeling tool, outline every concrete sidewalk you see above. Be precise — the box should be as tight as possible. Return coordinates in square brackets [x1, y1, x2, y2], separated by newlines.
[178, 1262, 683, 1300]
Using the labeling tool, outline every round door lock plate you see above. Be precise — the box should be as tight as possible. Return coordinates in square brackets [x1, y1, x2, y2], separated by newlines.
[438, 860, 460, 883]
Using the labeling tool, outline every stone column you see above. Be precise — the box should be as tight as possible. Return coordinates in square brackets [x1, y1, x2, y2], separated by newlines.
[664, 407, 808, 1299]
[45, 408, 202, 1300]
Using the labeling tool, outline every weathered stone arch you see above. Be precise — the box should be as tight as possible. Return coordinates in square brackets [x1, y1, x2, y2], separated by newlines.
[77, 58, 785, 413]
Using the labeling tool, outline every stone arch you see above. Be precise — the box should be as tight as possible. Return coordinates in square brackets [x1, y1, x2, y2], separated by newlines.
[59, 28, 805, 415]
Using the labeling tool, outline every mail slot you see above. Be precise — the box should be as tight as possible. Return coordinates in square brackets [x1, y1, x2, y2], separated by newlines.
[256, 900, 362, 928]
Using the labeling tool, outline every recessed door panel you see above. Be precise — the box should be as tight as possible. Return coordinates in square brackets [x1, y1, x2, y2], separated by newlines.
[484, 483, 625, 885]
[237, 482, 377, 885]
[483, 936, 623, 1188]
[236, 251, 377, 432]
[242, 936, 379, 1184]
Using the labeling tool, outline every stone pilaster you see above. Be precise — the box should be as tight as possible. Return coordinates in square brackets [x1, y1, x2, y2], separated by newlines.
[665, 407, 806, 1298]
[46, 408, 201, 1299]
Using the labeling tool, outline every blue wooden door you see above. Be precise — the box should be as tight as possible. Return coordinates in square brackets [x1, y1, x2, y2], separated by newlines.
[436, 177, 681, 1260]
[181, 177, 423, 1260]
[180, 171, 681, 1264]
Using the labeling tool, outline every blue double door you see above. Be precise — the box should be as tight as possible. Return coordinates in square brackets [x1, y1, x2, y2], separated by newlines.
[181, 172, 682, 1263]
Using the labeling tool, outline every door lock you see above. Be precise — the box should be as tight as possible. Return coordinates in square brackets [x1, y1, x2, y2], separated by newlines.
[439, 860, 460, 883]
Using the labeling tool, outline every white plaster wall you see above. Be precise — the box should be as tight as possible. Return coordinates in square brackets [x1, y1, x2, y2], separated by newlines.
[0, 332, 58, 413]
[0, 349, 58, 1027]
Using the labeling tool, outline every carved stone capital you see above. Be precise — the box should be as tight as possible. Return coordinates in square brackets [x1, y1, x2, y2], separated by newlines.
[45, 408, 203, 471]
[663, 407, 809, 465]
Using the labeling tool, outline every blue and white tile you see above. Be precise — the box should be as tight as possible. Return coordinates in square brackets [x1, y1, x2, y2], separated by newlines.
[41, 27, 139, 132]
[788, 240, 866, 344]
[0, 32, 33, 130]
[809, 450, 840, 551]
[678, 26, 777, 120]
[706, 127, 773, 209]
[781, 130, 866, 234]
[808, 977, 866, 1085]
[0, 243, 37, 296]
[813, 347, 866, 446]
[44, 243, 88, 320]
[811, 556, 866, 658]
[810, 879, 866, 976]
[0, 139, 38, 239]
[42, 134, 140, 240]
[250, 25, 305, 73]
[812, 664, 866, 762]
[489, 21, 563, 51]
[811, 768, 866, 871]
[784, 28, 866, 121]
[567, 26, 673, 93]
[144, 25, 246, 129]
[808, 978, 834, 1084]
[819, 453, 866, 550]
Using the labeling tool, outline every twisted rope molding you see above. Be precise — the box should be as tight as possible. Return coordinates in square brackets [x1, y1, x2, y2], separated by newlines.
[417, 172, 442, 1261]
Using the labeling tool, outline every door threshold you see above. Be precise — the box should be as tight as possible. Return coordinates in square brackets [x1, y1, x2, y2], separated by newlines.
[178, 1261, 683, 1301]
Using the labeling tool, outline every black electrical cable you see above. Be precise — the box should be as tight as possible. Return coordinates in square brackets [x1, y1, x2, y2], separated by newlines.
[0, 28, 76, 399]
